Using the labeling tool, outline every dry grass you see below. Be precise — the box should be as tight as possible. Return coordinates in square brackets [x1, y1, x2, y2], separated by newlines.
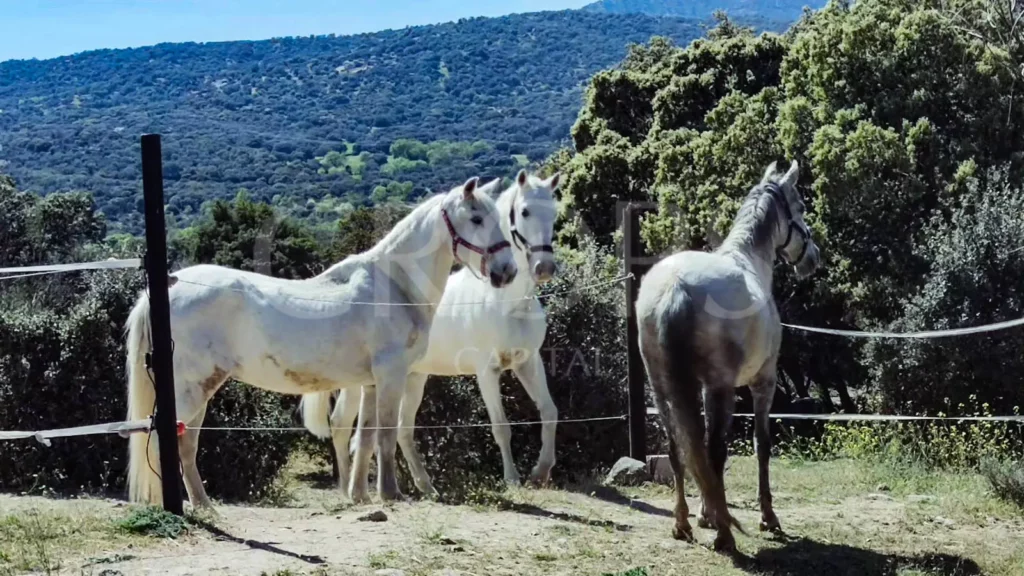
[0, 455, 1021, 575]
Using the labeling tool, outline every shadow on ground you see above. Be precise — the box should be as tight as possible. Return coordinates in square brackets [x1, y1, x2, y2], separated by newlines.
[566, 483, 674, 518]
[479, 493, 634, 532]
[189, 518, 326, 566]
[732, 535, 981, 576]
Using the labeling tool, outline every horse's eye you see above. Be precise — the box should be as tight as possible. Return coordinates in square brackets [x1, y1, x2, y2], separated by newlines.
[521, 208, 531, 218]
[471, 216, 483, 225]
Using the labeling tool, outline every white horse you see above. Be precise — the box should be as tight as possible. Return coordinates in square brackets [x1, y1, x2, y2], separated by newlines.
[125, 177, 517, 508]
[301, 169, 561, 500]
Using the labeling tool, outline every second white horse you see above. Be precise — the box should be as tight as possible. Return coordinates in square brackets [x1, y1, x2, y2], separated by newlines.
[301, 169, 561, 500]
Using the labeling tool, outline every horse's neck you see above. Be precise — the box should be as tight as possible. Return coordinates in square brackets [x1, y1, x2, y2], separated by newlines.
[333, 197, 454, 311]
[719, 228, 777, 296]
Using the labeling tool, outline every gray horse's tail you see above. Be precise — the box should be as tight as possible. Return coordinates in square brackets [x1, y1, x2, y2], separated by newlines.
[658, 289, 745, 536]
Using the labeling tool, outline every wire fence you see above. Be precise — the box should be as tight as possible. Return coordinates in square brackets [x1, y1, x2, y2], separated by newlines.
[3, 248, 1024, 447]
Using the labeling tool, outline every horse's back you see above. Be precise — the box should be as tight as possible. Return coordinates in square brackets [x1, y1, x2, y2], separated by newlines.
[637, 250, 775, 385]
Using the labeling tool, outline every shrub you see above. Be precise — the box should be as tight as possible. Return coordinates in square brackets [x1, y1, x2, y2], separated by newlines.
[865, 167, 1024, 415]
[0, 272, 299, 502]
[980, 458, 1024, 508]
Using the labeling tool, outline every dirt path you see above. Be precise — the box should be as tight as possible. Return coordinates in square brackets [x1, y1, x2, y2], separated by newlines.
[3, 457, 1022, 575]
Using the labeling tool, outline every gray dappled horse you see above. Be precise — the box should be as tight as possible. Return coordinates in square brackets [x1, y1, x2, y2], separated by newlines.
[635, 160, 820, 552]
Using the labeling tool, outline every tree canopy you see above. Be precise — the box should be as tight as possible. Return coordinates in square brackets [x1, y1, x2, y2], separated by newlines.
[553, 1, 1024, 413]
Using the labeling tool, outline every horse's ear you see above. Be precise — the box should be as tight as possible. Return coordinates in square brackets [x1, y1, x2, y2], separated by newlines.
[462, 176, 480, 199]
[481, 177, 502, 198]
[516, 169, 528, 187]
[761, 161, 779, 183]
[782, 159, 800, 188]
[546, 172, 561, 192]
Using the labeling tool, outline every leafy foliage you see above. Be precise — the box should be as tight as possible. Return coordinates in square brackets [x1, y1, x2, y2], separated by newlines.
[0, 183, 302, 501]
[555, 1, 1024, 414]
[0, 11, 743, 235]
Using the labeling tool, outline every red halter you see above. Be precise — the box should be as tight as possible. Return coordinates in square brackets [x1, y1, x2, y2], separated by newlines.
[441, 209, 511, 278]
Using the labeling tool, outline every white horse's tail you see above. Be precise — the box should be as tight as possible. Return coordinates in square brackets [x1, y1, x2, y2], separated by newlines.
[125, 294, 162, 505]
[300, 391, 334, 439]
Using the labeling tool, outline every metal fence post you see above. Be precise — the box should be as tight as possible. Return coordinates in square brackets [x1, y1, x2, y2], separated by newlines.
[624, 203, 653, 462]
[140, 133, 184, 515]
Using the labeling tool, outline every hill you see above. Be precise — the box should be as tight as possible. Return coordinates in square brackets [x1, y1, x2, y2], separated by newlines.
[582, 0, 825, 22]
[0, 10, 783, 234]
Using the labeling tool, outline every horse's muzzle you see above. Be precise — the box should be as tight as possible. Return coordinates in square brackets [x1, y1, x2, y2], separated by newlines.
[490, 262, 517, 288]
[533, 259, 556, 284]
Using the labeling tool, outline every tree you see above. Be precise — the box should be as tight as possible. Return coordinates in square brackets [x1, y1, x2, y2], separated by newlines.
[173, 190, 323, 279]
[553, 0, 1024, 412]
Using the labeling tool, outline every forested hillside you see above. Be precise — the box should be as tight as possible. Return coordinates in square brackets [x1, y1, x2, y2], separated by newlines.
[0, 10, 784, 234]
[582, 0, 825, 22]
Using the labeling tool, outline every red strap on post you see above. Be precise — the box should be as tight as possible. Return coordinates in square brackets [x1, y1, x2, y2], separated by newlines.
[176, 421, 186, 437]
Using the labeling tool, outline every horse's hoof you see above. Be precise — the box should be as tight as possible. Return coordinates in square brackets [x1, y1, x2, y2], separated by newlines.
[713, 533, 737, 553]
[378, 487, 405, 502]
[697, 515, 715, 529]
[504, 476, 522, 488]
[672, 524, 694, 542]
[528, 466, 552, 487]
[349, 488, 372, 505]
[759, 516, 782, 533]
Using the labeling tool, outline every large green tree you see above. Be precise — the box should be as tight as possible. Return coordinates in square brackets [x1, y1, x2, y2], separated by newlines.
[173, 190, 323, 279]
[552, 1, 1024, 412]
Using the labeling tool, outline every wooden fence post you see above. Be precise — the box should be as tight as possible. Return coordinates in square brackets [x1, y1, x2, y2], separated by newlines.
[140, 134, 184, 516]
[624, 203, 654, 462]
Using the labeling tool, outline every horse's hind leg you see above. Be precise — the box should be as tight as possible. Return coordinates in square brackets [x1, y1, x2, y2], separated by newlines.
[330, 388, 360, 493]
[512, 350, 557, 486]
[396, 372, 438, 498]
[645, 352, 698, 542]
[699, 387, 735, 530]
[179, 402, 214, 510]
[477, 366, 519, 485]
[751, 377, 781, 533]
[662, 411, 694, 542]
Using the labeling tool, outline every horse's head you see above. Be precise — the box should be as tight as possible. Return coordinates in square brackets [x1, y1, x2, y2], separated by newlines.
[441, 177, 518, 288]
[762, 159, 820, 279]
[509, 169, 560, 284]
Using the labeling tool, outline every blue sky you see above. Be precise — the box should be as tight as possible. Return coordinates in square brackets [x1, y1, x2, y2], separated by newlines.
[0, 0, 589, 62]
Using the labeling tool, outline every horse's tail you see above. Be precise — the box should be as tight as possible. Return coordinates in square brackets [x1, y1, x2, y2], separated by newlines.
[300, 391, 334, 440]
[125, 293, 162, 505]
[658, 289, 745, 536]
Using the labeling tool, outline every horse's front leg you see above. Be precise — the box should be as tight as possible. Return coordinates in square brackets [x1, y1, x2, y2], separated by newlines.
[477, 366, 519, 486]
[512, 350, 557, 486]
[372, 361, 408, 502]
[751, 377, 781, 533]
[349, 386, 376, 504]
[397, 372, 438, 498]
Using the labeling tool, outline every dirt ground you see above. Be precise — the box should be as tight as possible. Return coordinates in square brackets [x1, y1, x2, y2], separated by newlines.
[1, 456, 1022, 576]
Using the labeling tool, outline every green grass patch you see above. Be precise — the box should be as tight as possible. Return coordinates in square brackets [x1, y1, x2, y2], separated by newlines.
[115, 506, 188, 539]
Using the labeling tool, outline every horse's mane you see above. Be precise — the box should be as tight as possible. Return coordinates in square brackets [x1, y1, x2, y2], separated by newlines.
[365, 184, 498, 257]
[720, 176, 786, 254]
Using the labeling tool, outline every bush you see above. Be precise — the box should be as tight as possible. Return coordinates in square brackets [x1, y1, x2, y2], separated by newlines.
[782, 397, 1024, 473]
[981, 458, 1024, 508]
[865, 167, 1024, 415]
[0, 272, 299, 502]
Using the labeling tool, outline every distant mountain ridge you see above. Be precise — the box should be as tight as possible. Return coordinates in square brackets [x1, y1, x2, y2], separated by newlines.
[0, 9, 789, 234]
[582, 0, 825, 23]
